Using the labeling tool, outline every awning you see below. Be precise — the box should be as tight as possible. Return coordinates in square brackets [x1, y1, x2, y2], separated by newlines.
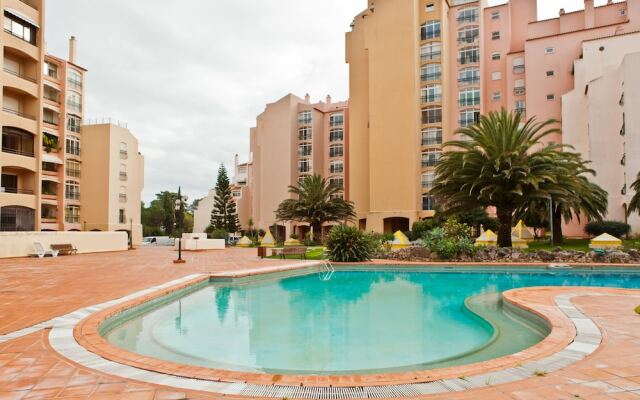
[41, 175, 59, 183]
[4, 8, 40, 28]
[42, 154, 63, 165]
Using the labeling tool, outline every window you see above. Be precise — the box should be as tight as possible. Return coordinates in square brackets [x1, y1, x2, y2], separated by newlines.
[492, 91, 502, 101]
[65, 137, 81, 156]
[491, 52, 501, 60]
[119, 164, 127, 181]
[460, 109, 480, 127]
[421, 128, 442, 146]
[329, 144, 344, 158]
[546, 94, 555, 101]
[67, 92, 82, 113]
[298, 127, 312, 141]
[421, 106, 442, 124]
[44, 62, 58, 79]
[66, 114, 81, 133]
[298, 143, 312, 157]
[425, 3, 435, 12]
[458, 67, 480, 85]
[491, 72, 502, 81]
[491, 31, 500, 40]
[420, 42, 441, 61]
[458, 47, 479, 65]
[513, 58, 525, 74]
[119, 186, 127, 202]
[3, 12, 37, 45]
[120, 142, 128, 159]
[329, 177, 344, 190]
[329, 128, 344, 142]
[457, 7, 478, 23]
[422, 195, 436, 211]
[491, 11, 500, 20]
[67, 70, 82, 90]
[329, 161, 344, 174]
[422, 149, 441, 167]
[514, 79, 525, 95]
[329, 113, 344, 127]
[421, 84, 442, 103]
[65, 160, 81, 178]
[422, 172, 435, 190]
[546, 70, 555, 77]
[43, 109, 59, 126]
[298, 111, 312, 125]
[65, 205, 80, 224]
[457, 26, 479, 44]
[298, 174, 310, 184]
[420, 20, 441, 40]
[119, 209, 126, 224]
[459, 89, 480, 107]
[545, 47, 555, 54]
[515, 100, 526, 114]
[65, 180, 80, 200]
[232, 191, 241, 198]
[298, 159, 312, 173]
[421, 64, 441, 82]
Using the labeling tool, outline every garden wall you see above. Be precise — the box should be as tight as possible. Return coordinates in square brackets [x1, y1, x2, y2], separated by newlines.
[0, 231, 128, 258]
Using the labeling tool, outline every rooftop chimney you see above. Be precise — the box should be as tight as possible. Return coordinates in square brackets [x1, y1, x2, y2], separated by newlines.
[584, 0, 595, 28]
[559, 8, 566, 15]
[304, 93, 310, 104]
[69, 36, 77, 64]
[326, 94, 332, 105]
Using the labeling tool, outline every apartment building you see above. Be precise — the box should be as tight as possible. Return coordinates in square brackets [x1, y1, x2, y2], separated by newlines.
[0, 0, 44, 231]
[346, 0, 640, 233]
[80, 122, 144, 245]
[241, 93, 348, 239]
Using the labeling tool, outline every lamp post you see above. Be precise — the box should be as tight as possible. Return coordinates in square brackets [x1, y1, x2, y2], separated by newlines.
[173, 194, 187, 264]
[129, 218, 134, 250]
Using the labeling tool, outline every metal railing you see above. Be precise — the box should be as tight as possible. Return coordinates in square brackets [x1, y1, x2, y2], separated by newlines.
[457, 15, 478, 24]
[458, 77, 480, 85]
[65, 192, 80, 201]
[514, 87, 526, 96]
[43, 118, 59, 126]
[2, 146, 34, 157]
[457, 36, 479, 44]
[66, 169, 81, 178]
[3, 67, 37, 83]
[515, 108, 526, 115]
[513, 65, 525, 74]
[458, 56, 480, 65]
[422, 137, 442, 146]
[44, 94, 60, 103]
[420, 52, 441, 62]
[421, 73, 441, 82]
[0, 187, 34, 195]
[421, 95, 441, 104]
[3, 107, 36, 120]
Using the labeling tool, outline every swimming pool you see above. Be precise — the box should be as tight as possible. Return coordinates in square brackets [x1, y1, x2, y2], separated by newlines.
[101, 266, 640, 375]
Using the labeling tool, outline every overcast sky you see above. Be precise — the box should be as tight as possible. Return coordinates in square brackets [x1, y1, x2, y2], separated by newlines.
[45, 0, 605, 204]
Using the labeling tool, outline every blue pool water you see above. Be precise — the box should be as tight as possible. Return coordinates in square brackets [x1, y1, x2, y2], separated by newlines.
[103, 267, 640, 375]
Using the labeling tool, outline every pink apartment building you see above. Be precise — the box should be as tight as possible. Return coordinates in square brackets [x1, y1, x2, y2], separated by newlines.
[346, 0, 640, 234]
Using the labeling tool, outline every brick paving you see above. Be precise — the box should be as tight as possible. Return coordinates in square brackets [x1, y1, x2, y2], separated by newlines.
[0, 248, 640, 399]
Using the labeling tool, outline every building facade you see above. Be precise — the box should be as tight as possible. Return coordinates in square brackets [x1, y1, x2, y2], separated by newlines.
[238, 93, 348, 239]
[80, 122, 144, 245]
[346, 0, 640, 233]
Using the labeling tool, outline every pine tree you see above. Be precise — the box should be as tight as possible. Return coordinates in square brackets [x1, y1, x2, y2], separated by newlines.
[210, 164, 240, 233]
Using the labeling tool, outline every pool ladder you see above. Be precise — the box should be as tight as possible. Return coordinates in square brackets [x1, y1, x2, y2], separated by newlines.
[320, 261, 335, 281]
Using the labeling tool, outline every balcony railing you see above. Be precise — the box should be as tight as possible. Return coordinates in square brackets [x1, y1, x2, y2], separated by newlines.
[120, 150, 128, 159]
[43, 118, 59, 126]
[44, 94, 60, 103]
[421, 73, 441, 82]
[119, 172, 128, 181]
[66, 169, 81, 178]
[2, 146, 34, 157]
[460, 97, 481, 107]
[515, 108, 526, 115]
[422, 137, 442, 146]
[457, 36, 479, 44]
[421, 95, 441, 104]
[514, 87, 526, 96]
[420, 52, 441, 62]
[3, 107, 36, 120]
[3, 67, 37, 83]
[67, 80, 82, 90]
[513, 65, 525, 74]
[459, 118, 479, 128]
[457, 15, 478, 24]
[422, 160, 438, 168]
[458, 56, 480, 65]
[3, 28, 36, 46]
[458, 77, 480, 86]
[0, 187, 34, 195]
[66, 192, 80, 201]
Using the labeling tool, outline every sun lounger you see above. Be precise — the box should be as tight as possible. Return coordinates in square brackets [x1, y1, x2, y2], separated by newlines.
[50, 244, 78, 255]
[31, 242, 59, 258]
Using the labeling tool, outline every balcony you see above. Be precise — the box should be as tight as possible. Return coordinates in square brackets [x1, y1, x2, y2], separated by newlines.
[65, 192, 80, 201]
[119, 194, 128, 203]
[458, 56, 480, 65]
[515, 108, 526, 116]
[3, 107, 35, 121]
[2, 128, 35, 158]
[1, 166, 36, 200]
[457, 36, 479, 45]
[514, 87, 526, 96]
[513, 65, 525, 74]
[41, 180, 58, 199]
[41, 204, 58, 223]
[120, 150, 128, 159]
[421, 73, 441, 83]
[119, 172, 128, 181]
[458, 77, 480, 86]
[0, 206, 35, 232]
[457, 15, 478, 25]
[421, 95, 441, 104]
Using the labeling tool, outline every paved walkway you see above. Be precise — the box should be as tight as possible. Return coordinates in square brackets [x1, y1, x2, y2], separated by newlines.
[1, 249, 640, 399]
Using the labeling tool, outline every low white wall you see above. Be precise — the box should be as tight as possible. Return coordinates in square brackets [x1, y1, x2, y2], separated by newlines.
[175, 238, 225, 251]
[0, 231, 129, 259]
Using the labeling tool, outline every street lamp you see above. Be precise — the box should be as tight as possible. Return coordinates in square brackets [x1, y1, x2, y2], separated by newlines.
[173, 194, 187, 264]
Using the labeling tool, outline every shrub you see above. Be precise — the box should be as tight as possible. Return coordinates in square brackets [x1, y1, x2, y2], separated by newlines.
[442, 218, 472, 240]
[209, 229, 229, 240]
[585, 221, 630, 238]
[421, 227, 476, 260]
[289, 233, 299, 240]
[411, 219, 437, 240]
[326, 225, 377, 262]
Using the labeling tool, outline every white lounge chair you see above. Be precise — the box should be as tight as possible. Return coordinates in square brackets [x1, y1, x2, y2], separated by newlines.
[31, 242, 59, 258]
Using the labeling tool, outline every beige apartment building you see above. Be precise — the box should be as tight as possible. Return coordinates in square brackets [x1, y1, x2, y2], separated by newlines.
[346, 0, 640, 234]
[80, 122, 144, 245]
[239, 93, 348, 239]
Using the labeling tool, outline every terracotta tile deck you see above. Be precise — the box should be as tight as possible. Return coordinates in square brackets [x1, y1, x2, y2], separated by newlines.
[1, 248, 640, 399]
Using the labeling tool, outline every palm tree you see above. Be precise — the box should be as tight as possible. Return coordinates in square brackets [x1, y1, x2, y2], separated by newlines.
[432, 109, 575, 247]
[275, 175, 356, 241]
[628, 173, 640, 216]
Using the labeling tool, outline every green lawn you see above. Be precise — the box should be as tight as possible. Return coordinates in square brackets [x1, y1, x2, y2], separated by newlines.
[266, 247, 327, 260]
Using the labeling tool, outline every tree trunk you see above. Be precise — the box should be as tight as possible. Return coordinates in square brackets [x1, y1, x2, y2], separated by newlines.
[496, 207, 514, 248]
[311, 223, 322, 244]
[552, 207, 564, 246]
